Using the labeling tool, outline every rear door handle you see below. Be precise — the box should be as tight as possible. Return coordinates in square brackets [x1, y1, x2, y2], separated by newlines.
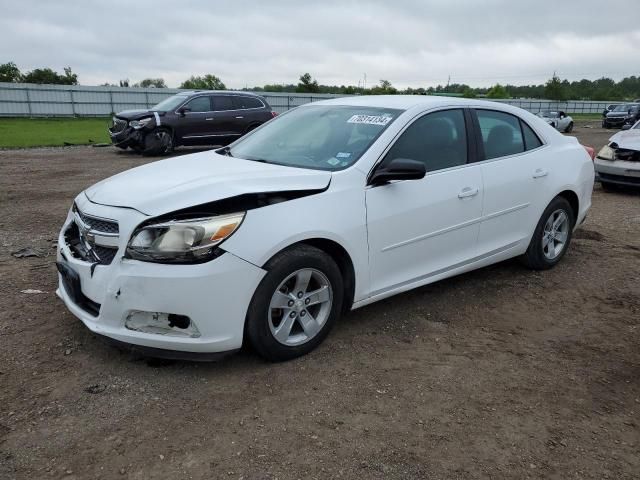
[458, 187, 479, 199]
[533, 168, 548, 178]
[235, 116, 244, 119]
[205, 117, 214, 121]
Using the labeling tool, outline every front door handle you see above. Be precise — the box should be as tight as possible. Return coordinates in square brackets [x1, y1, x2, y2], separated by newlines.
[205, 117, 214, 121]
[458, 187, 479, 199]
[235, 116, 244, 119]
[533, 168, 548, 178]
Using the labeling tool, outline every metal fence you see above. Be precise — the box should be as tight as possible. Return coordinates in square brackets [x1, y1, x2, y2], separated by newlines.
[0, 82, 620, 117]
[0, 82, 347, 117]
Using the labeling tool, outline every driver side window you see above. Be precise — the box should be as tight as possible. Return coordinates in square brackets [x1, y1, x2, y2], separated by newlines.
[185, 96, 211, 113]
[384, 109, 468, 171]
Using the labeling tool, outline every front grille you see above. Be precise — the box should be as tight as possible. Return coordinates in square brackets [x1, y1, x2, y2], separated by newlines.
[109, 118, 128, 134]
[615, 148, 640, 162]
[64, 222, 119, 265]
[75, 209, 119, 234]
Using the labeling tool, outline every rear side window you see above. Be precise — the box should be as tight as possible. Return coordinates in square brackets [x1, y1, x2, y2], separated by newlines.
[213, 96, 234, 111]
[521, 121, 543, 150]
[476, 110, 525, 159]
[234, 96, 264, 109]
[184, 96, 211, 113]
[384, 109, 467, 172]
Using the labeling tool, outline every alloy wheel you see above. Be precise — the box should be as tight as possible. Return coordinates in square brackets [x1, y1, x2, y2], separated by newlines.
[542, 209, 569, 260]
[268, 268, 333, 346]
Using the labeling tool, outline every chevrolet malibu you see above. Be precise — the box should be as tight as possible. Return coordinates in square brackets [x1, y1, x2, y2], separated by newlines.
[56, 96, 594, 361]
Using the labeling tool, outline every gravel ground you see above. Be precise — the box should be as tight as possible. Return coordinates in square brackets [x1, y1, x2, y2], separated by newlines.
[0, 121, 638, 479]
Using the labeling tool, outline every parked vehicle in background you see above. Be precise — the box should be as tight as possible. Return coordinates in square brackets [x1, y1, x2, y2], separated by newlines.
[108, 91, 276, 155]
[602, 103, 640, 129]
[602, 104, 620, 122]
[595, 120, 640, 190]
[58, 96, 593, 361]
[537, 110, 573, 132]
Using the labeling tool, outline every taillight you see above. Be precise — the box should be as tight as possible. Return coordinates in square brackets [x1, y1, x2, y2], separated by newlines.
[270, 111, 278, 118]
[582, 145, 595, 161]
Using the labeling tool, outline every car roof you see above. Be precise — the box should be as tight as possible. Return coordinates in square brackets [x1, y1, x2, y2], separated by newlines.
[305, 95, 522, 111]
[179, 90, 263, 97]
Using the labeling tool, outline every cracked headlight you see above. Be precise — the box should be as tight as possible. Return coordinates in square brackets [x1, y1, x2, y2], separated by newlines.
[126, 212, 245, 263]
[129, 117, 153, 129]
[596, 145, 614, 161]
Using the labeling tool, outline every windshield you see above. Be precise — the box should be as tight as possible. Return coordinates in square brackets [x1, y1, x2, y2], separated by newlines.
[539, 111, 558, 118]
[228, 105, 401, 170]
[151, 94, 189, 112]
[613, 104, 633, 112]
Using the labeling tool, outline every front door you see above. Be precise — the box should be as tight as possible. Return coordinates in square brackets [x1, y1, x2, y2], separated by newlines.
[175, 95, 214, 145]
[366, 108, 484, 297]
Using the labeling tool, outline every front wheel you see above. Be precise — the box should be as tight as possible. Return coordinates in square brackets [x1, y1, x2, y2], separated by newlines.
[142, 128, 174, 156]
[521, 196, 575, 270]
[246, 245, 344, 361]
[564, 122, 574, 133]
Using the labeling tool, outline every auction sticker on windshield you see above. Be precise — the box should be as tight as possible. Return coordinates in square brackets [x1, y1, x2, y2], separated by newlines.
[347, 114, 393, 126]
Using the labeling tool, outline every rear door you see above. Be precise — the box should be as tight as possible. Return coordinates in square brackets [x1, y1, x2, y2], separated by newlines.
[365, 108, 484, 296]
[210, 95, 244, 139]
[472, 109, 549, 256]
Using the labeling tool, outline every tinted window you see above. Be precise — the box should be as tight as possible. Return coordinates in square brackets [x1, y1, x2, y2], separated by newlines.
[213, 96, 234, 111]
[521, 121, 543, 150]
[234, 96, 263, 109]
[476, 110, 524, 159]
[384, 109, 467, 172]
[185, 96, 211, 113]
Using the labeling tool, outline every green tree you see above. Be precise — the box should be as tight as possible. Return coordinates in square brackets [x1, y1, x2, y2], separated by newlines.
[296, 73, 320, 93]
[486, 83, 509, 99]
[544, 73, 566, 101]
[0, 62, 22, 82]
[371, 79, 397, 94]
[23, 67, 78, 85]
[462, 86, 477, 98]
[136, 78, 167, 88]
[180, 74, 226, 90]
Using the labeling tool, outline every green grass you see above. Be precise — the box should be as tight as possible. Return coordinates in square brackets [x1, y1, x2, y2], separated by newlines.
[0, 117, 111, 148]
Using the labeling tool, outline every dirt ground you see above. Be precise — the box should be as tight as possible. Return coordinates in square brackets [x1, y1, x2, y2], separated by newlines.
[0, 120, 638, 479]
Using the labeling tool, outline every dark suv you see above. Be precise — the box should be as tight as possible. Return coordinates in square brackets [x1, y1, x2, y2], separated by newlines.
[108, 91, 276, 155]
[602, 103, 640, 129]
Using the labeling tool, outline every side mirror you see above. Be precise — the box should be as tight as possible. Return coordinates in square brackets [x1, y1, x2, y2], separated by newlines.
[370, 158, 426, 186]
[622, 124, 632, 131]
[177, 107, 191, 117]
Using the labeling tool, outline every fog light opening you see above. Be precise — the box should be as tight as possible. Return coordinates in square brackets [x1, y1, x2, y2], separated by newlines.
[168, 314, 190, 329]
[125, 311, 200, 338]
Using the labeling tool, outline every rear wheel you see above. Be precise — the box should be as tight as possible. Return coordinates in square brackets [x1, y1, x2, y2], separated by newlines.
[564, 122, 574, 133]
[142, 128, 174, 156]
[246, 245, 343, 362]
[521, 196, 574, 270]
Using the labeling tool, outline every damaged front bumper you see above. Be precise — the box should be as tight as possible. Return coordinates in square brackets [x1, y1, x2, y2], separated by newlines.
[594, 156, 640, 187]
[56, 194, 266, 358]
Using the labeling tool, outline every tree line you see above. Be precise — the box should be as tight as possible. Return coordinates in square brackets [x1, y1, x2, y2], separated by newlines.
[1, 62, 639, 101]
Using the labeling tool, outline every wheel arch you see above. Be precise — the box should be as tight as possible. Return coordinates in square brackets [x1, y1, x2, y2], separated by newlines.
[261, 237, 356, 312]
[556, 189, 579, 223]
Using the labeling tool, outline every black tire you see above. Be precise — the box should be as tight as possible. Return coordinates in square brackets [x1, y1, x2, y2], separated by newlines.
[246, 245, 344, 362]
[600, 181, 618, 193]
[142, 128, 174, 156]
[521, 196, 575, 270]
[564, 122, 574, 133]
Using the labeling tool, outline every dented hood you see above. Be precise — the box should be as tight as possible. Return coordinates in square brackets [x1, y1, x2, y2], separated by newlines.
[609, 128, 640, 151]
[85, 150, 332, 216]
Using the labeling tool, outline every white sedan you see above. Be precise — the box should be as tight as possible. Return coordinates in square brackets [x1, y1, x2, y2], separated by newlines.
[56, 96, 594, 361]
[537, 110, 574, 133]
